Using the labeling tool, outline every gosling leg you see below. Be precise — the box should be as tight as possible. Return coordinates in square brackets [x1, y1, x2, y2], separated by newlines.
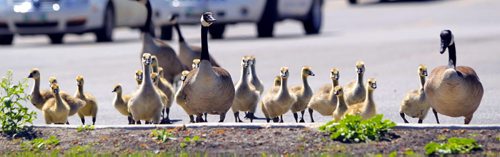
[189, 115, 195, 123]
[280, 115, 284, 123]
[272, 117, 279, 123]
[293, 112, 299, 123]
[400, 112, 409, 123]
[92, 117, 96, 125]
[299, 110, 305, 123]
[219, 113, 226, 123]
[418, 119, 423, 124]
[266, 118, 271, 123]
[308, 108, 315, 123]
[165, 108, 171, 124]
[248, 112, 255, 123]
[127, 116, 134, 124]
[66, 121, 70, 125]
[432, 108, 440, 124]
[80, 117, 85, 125]
[204, 113, 208, 122]
[196, 114, 204, 123]
[234, 112, 243, 123]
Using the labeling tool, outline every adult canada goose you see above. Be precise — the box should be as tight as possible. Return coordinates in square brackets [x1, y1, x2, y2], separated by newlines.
[261, 67, 297, 123]
[157, 67, 175, 123]
[151, 72, 171, 124]
[128, 53, 164, 124]
[345, 78, 377, 120]
[424, 30, 483, 124]
[42, 83, 70, 124]
[247, 56, 264, 95]
[290, 66, 315, 123]
[344, 61, 366, 106]
[332, 86, 348, 122]
[112, 84, 134, 124]
[74, 75, 98, 125]
[181, 12, 235, 123]
[176, 70, 197, 123]
[170, 15, 220, 69]
[307, 68, 340, 122]
[141, 26, 187, 84]
[27, 68, 53, 110]
[232, 57, 260, 122]
[400, 65, 430, 124]
[46, 77, 86, 117]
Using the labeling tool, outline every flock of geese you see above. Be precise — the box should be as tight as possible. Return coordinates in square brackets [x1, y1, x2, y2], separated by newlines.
[26, 12, 484, 125]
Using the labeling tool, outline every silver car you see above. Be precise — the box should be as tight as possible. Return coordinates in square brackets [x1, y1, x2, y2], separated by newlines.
[150, 0, 323, 40]
[0, 0, 148, 45]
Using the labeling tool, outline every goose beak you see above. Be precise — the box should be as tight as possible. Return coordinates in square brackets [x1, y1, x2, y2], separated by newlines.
[440, 42, 447, 54]
[27, 73, 33, 78]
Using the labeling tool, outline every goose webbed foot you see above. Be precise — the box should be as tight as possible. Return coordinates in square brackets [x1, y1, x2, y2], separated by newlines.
[196, 115, 204, 123]
[272, 117, 280, 123]
[293, 112, 299, 123]
[266, 118, 271, 123]
[244, 112, 250, 119]
[418, 119, 423, 124]
[299, 110, 305, 123]
[400, 113, 409, 123]
[432, 108, 440, 124]
[127, 116, 134, 125]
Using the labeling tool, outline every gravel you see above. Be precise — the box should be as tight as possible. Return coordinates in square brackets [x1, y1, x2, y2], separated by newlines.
[1, 126, 499, 156]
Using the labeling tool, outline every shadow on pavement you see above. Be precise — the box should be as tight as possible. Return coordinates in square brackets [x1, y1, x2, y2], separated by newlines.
[354, 0, 445, 6]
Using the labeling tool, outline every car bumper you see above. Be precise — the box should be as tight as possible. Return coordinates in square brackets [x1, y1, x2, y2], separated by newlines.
[0, 5, 96, 35]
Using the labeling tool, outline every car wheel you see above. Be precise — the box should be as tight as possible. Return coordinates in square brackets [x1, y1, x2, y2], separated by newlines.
[257, 0, 277, 38]
[303, 0, 322, 35]
[160, 25, 173, 40]
[0, 35, 14, 45]
[348, 0, 357, 5]
[95, 6, 114, 42]
[48, 34, 64, 44]
[209, 24, 225, 39]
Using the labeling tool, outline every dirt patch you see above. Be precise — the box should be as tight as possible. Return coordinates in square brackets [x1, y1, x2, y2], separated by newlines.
[1, 127, 499, 155]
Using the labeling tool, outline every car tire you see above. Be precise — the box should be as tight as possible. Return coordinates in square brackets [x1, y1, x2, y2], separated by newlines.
[95, 5, 114, 42]
[209, 24, 225, 39]
[348, 0, 357, 5]
[48, 34, 64, 44]
[303, 0, 322, 35]
[0, 35, 14, 45]
[257, 0, 277, 38]
[160, 25, 173, 40]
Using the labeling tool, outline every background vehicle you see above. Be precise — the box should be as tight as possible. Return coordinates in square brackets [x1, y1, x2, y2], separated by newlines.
[0, 0, 148, 45]
[150, 0, 324, 40]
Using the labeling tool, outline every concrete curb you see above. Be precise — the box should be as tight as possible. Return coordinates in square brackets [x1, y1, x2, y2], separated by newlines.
[30, 123, 500, 130]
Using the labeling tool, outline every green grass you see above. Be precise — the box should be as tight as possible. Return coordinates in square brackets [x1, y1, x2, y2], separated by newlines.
[20, 136, 60, 152]
[319, 114, 396, 143]
[180, 135, 204, 148]
[150, 129, 175, 143]
[76, 125, 95, 132]
[425, 137, 482, 155]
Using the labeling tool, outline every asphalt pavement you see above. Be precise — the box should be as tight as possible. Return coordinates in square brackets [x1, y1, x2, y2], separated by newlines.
[1, 0, 499, 125]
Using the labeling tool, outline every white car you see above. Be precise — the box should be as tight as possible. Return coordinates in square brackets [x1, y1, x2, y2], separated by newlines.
[0, 0, 148, 45]
[150, 0, 323, 40]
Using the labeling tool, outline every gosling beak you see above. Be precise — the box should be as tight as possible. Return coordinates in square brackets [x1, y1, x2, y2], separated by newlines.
[423, 71, 428, 76]
[112, 89, 116, 92]
[310, 72, 315, 76]
[371, 83, 377, 89]
[357, 68, 363, 74]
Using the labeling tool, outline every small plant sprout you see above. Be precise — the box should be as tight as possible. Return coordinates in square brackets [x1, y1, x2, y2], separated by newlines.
[425, 137, 482, 155]
[319, 114, 396, 143]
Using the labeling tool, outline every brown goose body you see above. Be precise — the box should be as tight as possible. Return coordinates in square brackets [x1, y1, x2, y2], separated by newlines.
[141, 33, 187, 83]
[425, 66, 483, 118]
